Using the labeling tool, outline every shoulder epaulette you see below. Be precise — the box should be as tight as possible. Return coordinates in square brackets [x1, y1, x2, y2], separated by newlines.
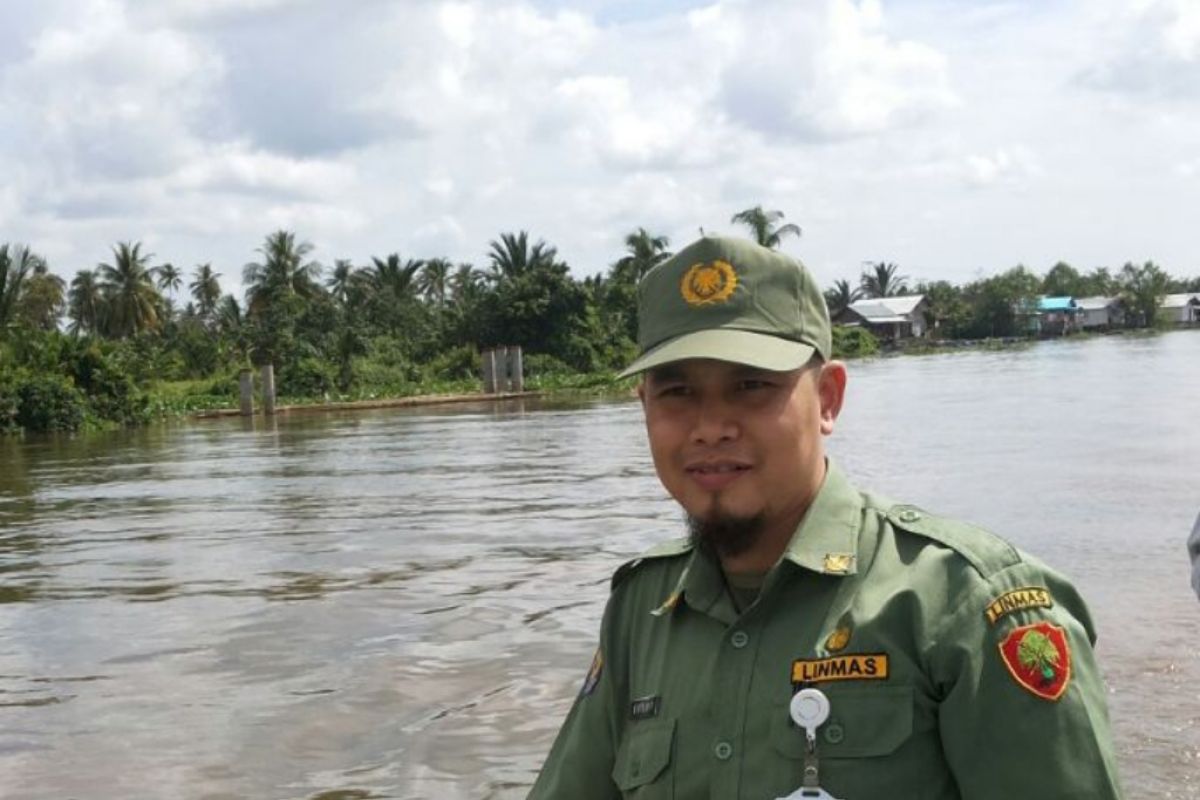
[882, 503, 1022, 579]
[611, 537, 693, 589]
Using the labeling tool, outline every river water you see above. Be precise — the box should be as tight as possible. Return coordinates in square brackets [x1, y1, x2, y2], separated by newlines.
[1, 331, 1198, 799]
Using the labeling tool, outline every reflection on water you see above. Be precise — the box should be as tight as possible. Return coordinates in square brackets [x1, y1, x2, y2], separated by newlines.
[1, 332, 1199, 799]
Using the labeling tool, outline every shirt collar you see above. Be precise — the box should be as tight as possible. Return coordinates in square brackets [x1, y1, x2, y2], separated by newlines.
[781, 460, 863, 576]
[660, 460, 864, 618]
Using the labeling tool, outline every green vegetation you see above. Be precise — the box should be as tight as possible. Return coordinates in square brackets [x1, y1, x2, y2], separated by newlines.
[1, 207, 1197, 434]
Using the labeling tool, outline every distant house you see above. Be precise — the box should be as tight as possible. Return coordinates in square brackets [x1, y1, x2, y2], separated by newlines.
[1076, 297, 1124, 330]
[1035, 296, 1079, 336]
[1159, 293, 1200, 325]
[835, 295, 929, 341]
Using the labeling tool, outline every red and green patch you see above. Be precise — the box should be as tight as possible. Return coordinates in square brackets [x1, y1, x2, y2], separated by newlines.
[998, 622, 1071, 701]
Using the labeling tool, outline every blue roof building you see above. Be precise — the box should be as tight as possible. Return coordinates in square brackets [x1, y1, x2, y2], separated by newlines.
[1038, 296, 1078, 313]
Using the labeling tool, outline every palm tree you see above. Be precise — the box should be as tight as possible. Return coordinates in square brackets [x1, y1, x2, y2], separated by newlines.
[418, 257, 452, 308]
[216, 295, 244, 334]
[189, 263, 222, 319]
[99, 241, 162, 338]
[823, 279, 862, 317]
[68, 269, 104, 335]
[613, 228, 671, 284]
[730, 206, 802, 249]
[859, 261, 910, 298]
[0, 243, 42, 331]
[154, 263, 182, 299]
[487, 231, 558, 280]
[449, 263, 483, 306]
[326, 259, 355, 305]
[17, 261, 67, 331]
[364, 253, 423, 302]
[243, 230, 322, 314]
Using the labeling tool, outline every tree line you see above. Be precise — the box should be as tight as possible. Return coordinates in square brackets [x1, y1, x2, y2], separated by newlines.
[2, 205, 1197, 433]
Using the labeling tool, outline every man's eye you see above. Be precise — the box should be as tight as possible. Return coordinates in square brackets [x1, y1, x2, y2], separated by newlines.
[657, 385, 690, 397]
[738, 379, 772, 390]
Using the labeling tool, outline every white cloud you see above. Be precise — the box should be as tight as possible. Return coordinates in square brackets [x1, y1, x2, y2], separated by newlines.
[715, 0, 956, 140]
[168, 146, 355, 197]
[551, 75, 728, 169]
[963, 147, 1041, 188]
[0, 0, 1198, 294]
[1079, 0, 1200, 99]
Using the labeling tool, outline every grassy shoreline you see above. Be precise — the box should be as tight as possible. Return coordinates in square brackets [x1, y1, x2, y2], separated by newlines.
[5, 327, 1191, 437]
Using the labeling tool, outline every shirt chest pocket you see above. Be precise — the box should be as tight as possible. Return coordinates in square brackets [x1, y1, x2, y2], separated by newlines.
[612, 719, 676, 797]
[772, 685, 914, 760]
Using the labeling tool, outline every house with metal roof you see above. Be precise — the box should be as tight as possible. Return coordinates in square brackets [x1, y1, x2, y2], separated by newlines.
[1033, 296, 1079, 336]
[1159, 293, 1200, 325]
[835, 295, 929, 341]
[1075, 297, 1124, 330]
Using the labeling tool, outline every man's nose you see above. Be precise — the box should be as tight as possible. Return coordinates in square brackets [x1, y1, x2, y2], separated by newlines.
[689, 394, 739, 445]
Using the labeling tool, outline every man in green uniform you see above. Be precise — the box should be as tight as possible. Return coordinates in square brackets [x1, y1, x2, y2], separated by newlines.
[528, 235, 1123, 799]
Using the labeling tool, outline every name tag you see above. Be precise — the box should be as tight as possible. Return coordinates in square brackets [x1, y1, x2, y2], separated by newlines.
[630, 695, 661, 721]
[791, 654, 889, 684]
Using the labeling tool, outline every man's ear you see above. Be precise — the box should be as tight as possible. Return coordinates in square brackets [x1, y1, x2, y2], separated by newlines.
[816, 360, 847, 435]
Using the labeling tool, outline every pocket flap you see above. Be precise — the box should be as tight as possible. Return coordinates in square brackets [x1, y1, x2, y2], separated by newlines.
[612, 719, 676, 791]
[773, 685, 913, 759]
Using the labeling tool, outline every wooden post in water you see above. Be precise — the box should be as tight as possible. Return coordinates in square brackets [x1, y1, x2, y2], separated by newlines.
[261, 364, 276, 416]
[509, 346, 524, 393]
[238, 369, 254, 416]
[482, 349, 498, 394]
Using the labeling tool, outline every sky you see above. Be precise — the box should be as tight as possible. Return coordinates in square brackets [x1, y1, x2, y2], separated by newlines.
[1, 0, 1198, 297]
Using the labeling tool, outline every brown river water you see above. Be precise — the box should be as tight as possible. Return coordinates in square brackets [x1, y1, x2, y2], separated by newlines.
[1, 331, 1198, 799]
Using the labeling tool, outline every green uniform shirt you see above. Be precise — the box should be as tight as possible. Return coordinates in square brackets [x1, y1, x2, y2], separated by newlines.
[529, 463, 1123, 799]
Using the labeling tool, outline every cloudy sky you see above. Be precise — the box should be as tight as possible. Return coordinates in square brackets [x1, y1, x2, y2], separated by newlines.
[1, 0, 1197, 296]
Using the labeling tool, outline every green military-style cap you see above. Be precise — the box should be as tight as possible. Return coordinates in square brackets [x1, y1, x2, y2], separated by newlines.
[618, 235, 831, 378]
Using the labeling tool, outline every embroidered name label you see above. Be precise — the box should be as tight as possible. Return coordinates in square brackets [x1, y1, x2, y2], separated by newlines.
[630, 695, 661, 721]
[985, 587, 1053, 625]
[791, 654, 889, 684]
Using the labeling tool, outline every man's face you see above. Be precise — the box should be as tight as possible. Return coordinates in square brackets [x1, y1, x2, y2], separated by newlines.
[639, 358, 841, 538]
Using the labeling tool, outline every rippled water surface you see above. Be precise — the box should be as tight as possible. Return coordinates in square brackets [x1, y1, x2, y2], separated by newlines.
[2, 331, 1199, 799]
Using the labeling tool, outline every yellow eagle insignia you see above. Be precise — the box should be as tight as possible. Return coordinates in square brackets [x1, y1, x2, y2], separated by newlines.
[680, 260, 737, 306]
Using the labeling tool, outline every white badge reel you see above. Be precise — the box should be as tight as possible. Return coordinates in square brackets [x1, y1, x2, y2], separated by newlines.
[775, 688, 843, 800]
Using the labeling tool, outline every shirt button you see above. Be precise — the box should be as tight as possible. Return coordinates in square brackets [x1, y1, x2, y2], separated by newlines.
[713, 741, 733, 760]
[730, 631, 749, 649]
[824, 723, 845, 744]
[898, 508, 921, 523]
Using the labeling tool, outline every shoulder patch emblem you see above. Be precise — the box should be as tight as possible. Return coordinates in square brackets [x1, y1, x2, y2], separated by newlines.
[580, 648, 604, 698]
[792, 654, 889, 685]
[985, 586, 1054, 625]
[998, 622, 1071, 701]
[681, 260, 737, 306]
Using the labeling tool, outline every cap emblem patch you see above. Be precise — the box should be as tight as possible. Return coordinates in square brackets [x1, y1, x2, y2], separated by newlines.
[681, 260, 737, 306]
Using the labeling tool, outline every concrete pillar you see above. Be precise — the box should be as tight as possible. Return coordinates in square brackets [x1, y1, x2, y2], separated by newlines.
[261, 364, 276, 416]
[238, 370, 254, 416]
[508, 345, 523, 394]
[494, 346, 509, 393]
[482, 349, 498, 394]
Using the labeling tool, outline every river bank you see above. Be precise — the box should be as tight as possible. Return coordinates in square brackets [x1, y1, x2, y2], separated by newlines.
[4, 326, 1193, 436]
[191, 390, 544, 419]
